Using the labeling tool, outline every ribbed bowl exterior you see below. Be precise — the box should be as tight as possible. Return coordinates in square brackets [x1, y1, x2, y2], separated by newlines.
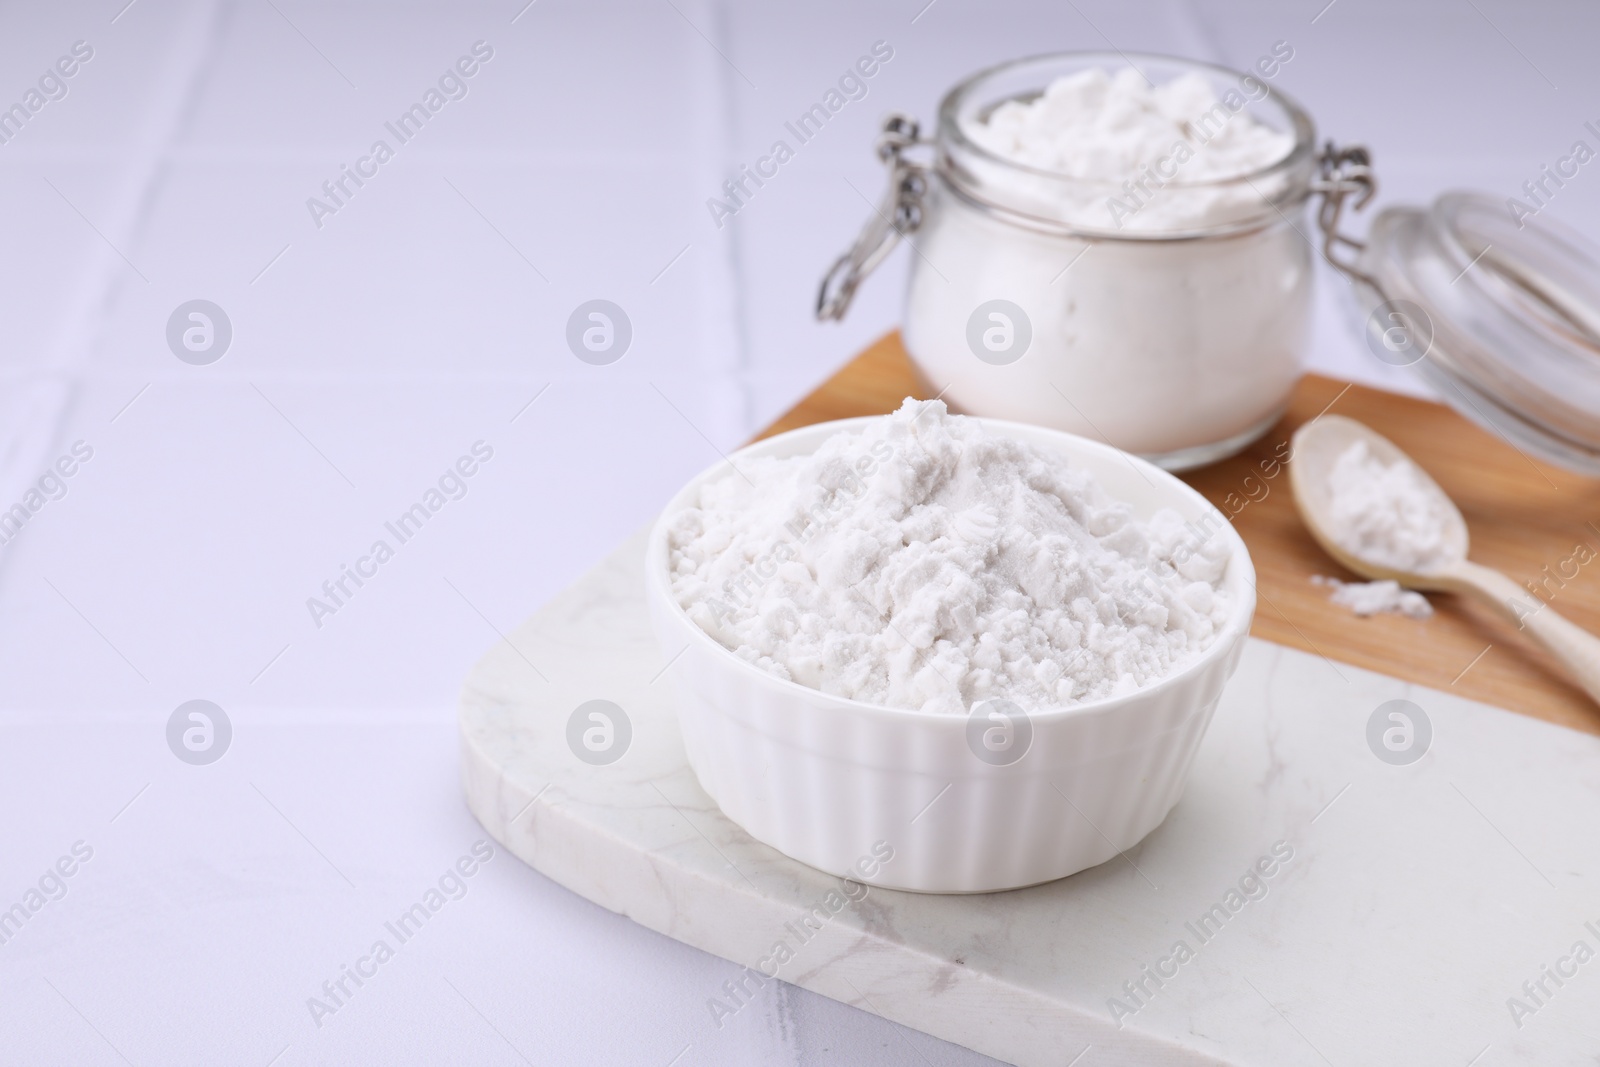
[648, 417, 1256, 893]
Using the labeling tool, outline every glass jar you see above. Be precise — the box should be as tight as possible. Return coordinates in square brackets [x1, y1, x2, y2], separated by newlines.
[820, 51, 1319, 470]
[1339, 190, 1600, 474]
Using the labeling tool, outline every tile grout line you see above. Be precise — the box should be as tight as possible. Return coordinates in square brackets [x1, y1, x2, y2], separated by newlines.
[0, 0, 232, 605]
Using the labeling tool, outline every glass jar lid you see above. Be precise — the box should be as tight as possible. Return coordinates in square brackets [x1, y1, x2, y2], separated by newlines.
[1336, 181, 1600, 475]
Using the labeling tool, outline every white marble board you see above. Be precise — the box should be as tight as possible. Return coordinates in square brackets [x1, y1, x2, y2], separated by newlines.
[458, 528, 1600, 1066]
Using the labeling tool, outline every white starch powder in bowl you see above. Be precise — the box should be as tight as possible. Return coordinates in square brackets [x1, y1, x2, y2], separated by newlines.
[665, 400, 1233, 715]
[901, 53, 1314, 468]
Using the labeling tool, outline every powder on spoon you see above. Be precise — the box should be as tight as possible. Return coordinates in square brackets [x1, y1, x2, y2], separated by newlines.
[1324, 439, 1456, 573]
[665, 400, 1233, 715]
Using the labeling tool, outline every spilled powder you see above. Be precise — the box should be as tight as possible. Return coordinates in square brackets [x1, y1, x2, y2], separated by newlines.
[1312, 575, 1433, 619]
[666, 399, 1234, 715]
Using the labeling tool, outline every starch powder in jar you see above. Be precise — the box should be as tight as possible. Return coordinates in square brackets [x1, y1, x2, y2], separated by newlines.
[900, 56, 1314, 468]
[665, 400, 1233, 716]
[965, 69, 1295, 231]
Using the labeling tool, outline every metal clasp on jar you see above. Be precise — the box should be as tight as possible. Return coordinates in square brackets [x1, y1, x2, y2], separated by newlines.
[1311, 141, 1381, 293]
[816, 113, 931, 321]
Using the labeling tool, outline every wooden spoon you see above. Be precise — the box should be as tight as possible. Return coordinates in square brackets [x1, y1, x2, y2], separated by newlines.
[1289, 414, 1600, 705]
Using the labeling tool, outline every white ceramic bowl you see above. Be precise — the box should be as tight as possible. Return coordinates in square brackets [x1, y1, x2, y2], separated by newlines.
[646, 417, 1255, 893]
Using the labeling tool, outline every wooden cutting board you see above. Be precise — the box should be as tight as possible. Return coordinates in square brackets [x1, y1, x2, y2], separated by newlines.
[760, 332, 1600, 737]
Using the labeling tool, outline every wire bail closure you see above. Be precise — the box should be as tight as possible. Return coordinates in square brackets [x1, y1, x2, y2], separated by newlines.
[815, 113, 931, 321]
[819, 133, 1381, 318]
[1312, 141, 1381, 294]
